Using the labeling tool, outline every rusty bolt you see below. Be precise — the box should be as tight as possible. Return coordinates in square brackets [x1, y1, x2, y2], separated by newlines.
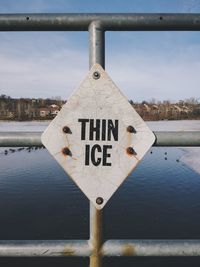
[62, 126, 72, 134]
[127, 147, 137, 156]
[62, 147, 72, 157]
[93, 71, 100, 80]
[127, 125, 137, 133]
[96, 197, 103, 205]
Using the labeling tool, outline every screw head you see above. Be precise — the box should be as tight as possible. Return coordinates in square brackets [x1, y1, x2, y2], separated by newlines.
[93, 71, 100, 80]
[62, 147, 72, 157]
[126, 147, 137, 156]
[96, 197, 104, 205]
[62, 126, 72, 134]
[127, 125, 136, 133]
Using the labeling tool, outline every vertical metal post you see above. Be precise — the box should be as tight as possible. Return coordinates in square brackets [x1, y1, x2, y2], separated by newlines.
[89, 21, 105, 68]
[89, 21, 105, 267]
[89, 204, 103, 267]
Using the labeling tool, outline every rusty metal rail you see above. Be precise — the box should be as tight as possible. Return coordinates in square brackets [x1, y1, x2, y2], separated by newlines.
[0, 240, 91, 257]
[0, 240, 199, 257]
[1, 12, 200, 267]
[102, 240, 200, 256]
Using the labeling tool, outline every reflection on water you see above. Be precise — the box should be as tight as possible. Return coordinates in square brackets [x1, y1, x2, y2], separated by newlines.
[0, 121, 200, 266]
[1, 146, 198, 240]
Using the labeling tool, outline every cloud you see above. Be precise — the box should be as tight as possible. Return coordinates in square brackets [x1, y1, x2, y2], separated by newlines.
[106, 43, 200, 102]
[0, 31, 200, 102]
[0, 32, 88, 99]
[0, 51, 88, 99]
[179, 0, 200, 12]
[108, 61, 200, 102]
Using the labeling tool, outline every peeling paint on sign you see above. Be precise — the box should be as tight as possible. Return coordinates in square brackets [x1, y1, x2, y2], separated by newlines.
[41, 64, 155, 209]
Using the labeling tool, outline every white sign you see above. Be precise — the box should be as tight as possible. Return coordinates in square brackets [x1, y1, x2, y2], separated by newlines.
[41, 64, 155, 209]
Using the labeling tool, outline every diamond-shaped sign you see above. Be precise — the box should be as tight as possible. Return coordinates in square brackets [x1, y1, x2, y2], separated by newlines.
[41, 64, 155, 209]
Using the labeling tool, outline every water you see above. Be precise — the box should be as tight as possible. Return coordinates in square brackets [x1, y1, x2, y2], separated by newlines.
[0, 120, 200, 266]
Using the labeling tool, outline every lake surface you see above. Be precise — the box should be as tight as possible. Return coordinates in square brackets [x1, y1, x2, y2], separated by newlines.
[0, 120, 200, 266]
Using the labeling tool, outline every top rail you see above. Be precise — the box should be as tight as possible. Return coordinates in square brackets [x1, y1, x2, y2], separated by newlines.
[0, 13, 200, 31]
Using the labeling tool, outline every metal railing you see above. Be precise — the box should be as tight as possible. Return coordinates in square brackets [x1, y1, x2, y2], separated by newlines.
[1, 13, 200, 267]
[1, 131, 200, 147]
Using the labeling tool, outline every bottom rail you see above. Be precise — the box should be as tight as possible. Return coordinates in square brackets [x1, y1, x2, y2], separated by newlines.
[102, 240, 200, 256]
[0, 240, 91, 257]
[0, 240, 200, 257]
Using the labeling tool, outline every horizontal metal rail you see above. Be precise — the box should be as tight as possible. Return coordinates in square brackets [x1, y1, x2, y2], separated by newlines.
[0, 132, 42, 147]
[102, 240, 200, 256]
[154, 131, 200, 146]
[0, 240, 91, 257]
[0, 131, 200, 147]
[0, 13, 200, 31]
[0, 240, 199, 257]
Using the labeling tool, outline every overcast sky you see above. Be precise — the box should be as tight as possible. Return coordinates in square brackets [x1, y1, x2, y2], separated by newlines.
[0, 0, 200, 102]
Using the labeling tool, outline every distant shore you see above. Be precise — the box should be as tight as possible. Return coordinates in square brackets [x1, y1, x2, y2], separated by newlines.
[1, 117, 200, 122]
[0, 119, 52, 122]
[1, 95, 200, 121]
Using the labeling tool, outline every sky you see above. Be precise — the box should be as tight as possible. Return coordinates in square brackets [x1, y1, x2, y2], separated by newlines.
[0, 0, 200, 102]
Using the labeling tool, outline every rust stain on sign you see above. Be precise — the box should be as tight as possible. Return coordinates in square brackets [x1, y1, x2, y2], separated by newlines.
[61, 147, 72, 157]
